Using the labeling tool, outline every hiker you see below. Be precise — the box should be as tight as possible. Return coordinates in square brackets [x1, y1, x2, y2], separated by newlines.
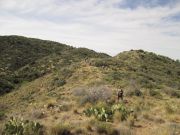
[118, 89, 124, 101]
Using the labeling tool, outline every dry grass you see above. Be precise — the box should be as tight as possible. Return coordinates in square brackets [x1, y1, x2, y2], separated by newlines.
[113, 111, 122, 123]
[0, 124, 4, 135]
[31, 110, 45, 119]
[146, 124, 180, 135]
[48, 123, 72, 135]
[0, 64, 180, 135]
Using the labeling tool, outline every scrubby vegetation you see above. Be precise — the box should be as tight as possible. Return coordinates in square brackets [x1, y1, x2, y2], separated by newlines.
[90, 50, 180, 91]
[0, 111, 6, 120]
[49, 123, 72, 135]
[0, 36, 109, 95]
[0, 36, 180, 135]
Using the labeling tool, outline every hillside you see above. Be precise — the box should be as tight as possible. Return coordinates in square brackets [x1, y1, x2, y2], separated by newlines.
[0, 36, 180, 135]
[0, 36, 109, 95]
[90, 50, 180, 91]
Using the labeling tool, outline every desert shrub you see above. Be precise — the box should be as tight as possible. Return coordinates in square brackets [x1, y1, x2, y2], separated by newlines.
[170, 90, 180, 98]
[154, 117, 165, 124]
[0, 79, 14, 95]
[73, 86, 112, 105]
[126, 114, 135, 128]
[134, 89, 142, 96]
[0, 125, 3, 135]
[2, 117, 44, 135]
[143, 114, 151, 121]
[141, 79, 151, 88]
[21, 91, 35, 101]
[85, 124, 93, 132]
[109, 129, 120, 135]
[105, 71, 128, 88]
[125, 88, 134, 97]
[47, 102, 56, 109]
[31, 110, 45, 119]
[125, 80, 142, 97]
[0, 111, 6, 120]
[165, 103, 174, 114]
[51, 68, 73, 87]
[113, 111, 122, 123]
[72, 87, 87, 97]
[0, 104, 8, 110]
[106, 71, 124, 81]
[90, 58, 110, 67]
[60, 68, 73, 78]
[74, 128, 84, 134]
[125, 88, 142, 97]
[59, 104, 72, 112]
[52, 77, 66, 87]
[142, 113, 154, 121]
[149, 89, 162, 99]
[25, 70, 42, 81]
[168, 123, 180, 135]
[47, 91, 58, 97]
[88, 120, 119, 135]
[96, 122, 110, 134]
[118, 126, 134, 135]
[88, 119, 115, 135]
[49, 123, 72, 135]
[150, 123, 180, 135]
[164, 88, 180, 98]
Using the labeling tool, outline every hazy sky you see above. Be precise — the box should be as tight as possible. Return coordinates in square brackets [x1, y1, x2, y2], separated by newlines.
[0, 0, 180, 59]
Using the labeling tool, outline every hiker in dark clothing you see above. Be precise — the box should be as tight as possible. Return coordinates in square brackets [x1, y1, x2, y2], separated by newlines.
[118, 89, 124, 101]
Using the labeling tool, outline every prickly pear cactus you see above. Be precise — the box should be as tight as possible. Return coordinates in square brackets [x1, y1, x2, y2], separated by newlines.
[2, 117, 43, 135]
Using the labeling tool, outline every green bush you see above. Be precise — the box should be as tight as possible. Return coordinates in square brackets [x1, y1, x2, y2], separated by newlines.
[0, 79, 14, 95]
[2, 117, 44, 135]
